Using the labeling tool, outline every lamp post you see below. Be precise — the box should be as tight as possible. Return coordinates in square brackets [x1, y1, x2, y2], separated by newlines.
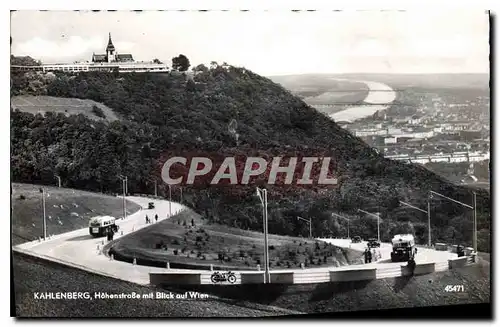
[430, 190, 477, 252]
[118, 175, 127, 219]
[168, 184, 172, 217]
[39, 187, 47, 240]
[54, 175, 61, 188]
[256, 187, 270, 284]
[399, 200, 431, 247]
[297, 216, 312, 239]
[358, 209, 380, 242]
[331, 213, 349, 239]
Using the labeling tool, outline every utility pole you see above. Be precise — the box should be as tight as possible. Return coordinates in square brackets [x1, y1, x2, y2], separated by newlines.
[256, 187, 270, 284]
[118, 175, 127, 219]
[400, 200, 431, 247]
[297, 216, 313, 239]
[331, 213, 349, 239]
[357, 209, 380, 242]
[430, 190, 476, 252]
[473, 192, 477, 252]
[39, 188, 47, 240]
[168, 184, 172, 217]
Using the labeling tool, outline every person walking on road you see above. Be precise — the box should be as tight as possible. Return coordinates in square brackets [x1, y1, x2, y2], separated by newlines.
[145, 215, 149, 224]
[155, 214, 158, 223]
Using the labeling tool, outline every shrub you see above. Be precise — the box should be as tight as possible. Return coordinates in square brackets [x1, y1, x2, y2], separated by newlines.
[293, 240, 297, 243]
[92, 105, 105, 118]
[239, 249, 246, 258]
[172, 239, 180, 245]
[252, 244, 256, 249]
[268, 245, 275, 250]
[226, 257, 232, 262]
[18, 194, 26, 200]
[181, 247, 187, 254]
[191, 250, 195, 254]
[276, 261, 281, 267]
[195, 236, 203, 242]
[256, 258, 261, 265]
[299, 242, 302, 246]
[173, 249, 178, 255]
[315, 242, 320, 251]
[201, 255, 206, 260]
[183, 220, 187, 226]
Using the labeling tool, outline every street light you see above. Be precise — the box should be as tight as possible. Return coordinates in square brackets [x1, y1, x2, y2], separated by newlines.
[54, 175, 61, 188]
[358, 209, 380, 242]
[331, 213, 350, 239]
[168, 184, 172, 217]
[39, 187, 47, 240]
[297, 216, 312, 239]
[118, 175, 127, 220]
[399, 200, 431, 247]
[429, 190, 477, 252]
[256, 187, 270, 284]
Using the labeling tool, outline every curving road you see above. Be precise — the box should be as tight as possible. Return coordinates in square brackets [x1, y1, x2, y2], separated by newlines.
[329, 79, 396, 122]
[14, 196, 459, 286]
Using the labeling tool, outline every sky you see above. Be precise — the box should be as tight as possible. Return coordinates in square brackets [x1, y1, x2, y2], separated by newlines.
[10, 10, 490, 76]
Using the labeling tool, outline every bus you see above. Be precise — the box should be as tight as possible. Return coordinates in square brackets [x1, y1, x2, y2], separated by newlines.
[88, 216, 119, 237]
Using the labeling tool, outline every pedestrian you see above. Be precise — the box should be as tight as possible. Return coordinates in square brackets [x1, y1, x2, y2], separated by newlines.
[155, 214, 158, 223]
[145, 215, 149, 224]
[414, 247, 418, 256]
[407, 255, 416, 276]
[364, 248, 369, 264]
[367, 249, 372, 263]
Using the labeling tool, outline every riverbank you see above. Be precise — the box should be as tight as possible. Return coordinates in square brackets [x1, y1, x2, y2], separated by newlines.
[329, 80, 396, 122]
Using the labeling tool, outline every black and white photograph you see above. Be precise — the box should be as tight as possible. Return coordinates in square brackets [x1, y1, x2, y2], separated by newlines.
[9, 8, 491, 319]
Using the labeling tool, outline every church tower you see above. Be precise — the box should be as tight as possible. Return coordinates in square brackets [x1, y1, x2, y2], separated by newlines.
[106, 33, 116, 63]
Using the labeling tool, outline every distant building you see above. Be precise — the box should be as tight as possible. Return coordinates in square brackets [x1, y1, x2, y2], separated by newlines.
[11, 33, 169, 74]
[92, 33, 134, 63]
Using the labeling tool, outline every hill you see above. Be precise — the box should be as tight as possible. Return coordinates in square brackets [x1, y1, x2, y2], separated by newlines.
[11, 183, 141, 245]
[9, 64, 490, 251]
[108, 208, 362, 271]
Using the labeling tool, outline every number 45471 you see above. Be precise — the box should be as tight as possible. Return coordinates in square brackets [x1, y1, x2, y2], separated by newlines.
[445, 285, 465, 292]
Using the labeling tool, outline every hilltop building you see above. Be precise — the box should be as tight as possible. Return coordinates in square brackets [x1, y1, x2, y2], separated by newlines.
[12, 33, 169, 74]
[92, 33, 134, 63]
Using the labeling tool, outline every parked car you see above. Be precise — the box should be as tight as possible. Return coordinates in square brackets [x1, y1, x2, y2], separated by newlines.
[367, 238, 381, 248]
[352, 236, 362, 243]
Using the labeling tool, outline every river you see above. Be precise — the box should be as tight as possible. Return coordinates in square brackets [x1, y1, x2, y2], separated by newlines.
[329, 79, 397, 122]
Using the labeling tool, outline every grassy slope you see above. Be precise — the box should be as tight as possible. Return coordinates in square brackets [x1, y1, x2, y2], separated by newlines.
[11, 95, 119, 122]
[11, 183, 141, 245]
[12, 252, 293, 317]
[173, 258, 490, 314]
[109, 209, 362, 270]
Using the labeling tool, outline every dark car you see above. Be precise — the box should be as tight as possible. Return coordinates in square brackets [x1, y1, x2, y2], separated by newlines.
[148, 202, 155, 209]
[352, 236, 362, 243]
[367, 238, 381, 248]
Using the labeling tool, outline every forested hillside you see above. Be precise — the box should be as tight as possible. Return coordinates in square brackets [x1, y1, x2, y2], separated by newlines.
[10, 63, 490, 251]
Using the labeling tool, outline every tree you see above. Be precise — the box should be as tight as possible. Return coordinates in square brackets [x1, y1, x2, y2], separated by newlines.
[11, 55, 41, 66]
[192, 64, 208, 73]
[153, 58, 163, 64]
[172, 54, 190, 72]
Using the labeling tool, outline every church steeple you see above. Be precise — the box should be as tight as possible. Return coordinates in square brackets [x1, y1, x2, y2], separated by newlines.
[106, 32, 116, 63]
[106, 32, 115, 52]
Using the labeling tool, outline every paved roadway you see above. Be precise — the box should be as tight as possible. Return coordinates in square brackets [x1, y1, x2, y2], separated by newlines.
[13, 196, 457, 285]
[14, 196, 191, 285]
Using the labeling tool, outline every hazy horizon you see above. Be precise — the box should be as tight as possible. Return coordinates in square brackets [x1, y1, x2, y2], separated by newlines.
[11, 10, 490, 76]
